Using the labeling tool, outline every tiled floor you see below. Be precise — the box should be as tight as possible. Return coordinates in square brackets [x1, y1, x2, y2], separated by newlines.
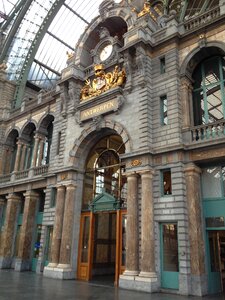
[0, 270, 225, 300]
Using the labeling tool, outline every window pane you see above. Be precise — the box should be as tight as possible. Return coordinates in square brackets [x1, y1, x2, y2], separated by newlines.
[162, 170, 172, 195]
[206, 85, 223, 122]
[163, 224, 179, 272]
[161, 95, 168, 125]
[81, 216, 90, 263]
[202, 167, 222, 198]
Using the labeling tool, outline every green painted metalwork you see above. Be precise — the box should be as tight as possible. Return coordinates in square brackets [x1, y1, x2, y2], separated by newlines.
[13, 0, 65, 108]
[0, 0, 33, 63]
[89, 190, 120, 212]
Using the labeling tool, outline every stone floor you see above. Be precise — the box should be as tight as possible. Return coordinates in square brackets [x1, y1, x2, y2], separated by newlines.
[0, 270, 225, 300]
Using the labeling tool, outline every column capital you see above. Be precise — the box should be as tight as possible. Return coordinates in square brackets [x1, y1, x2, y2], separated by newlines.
[23, 190, 40, 199]
[65, 183, 76, 190]
[139, 169, 154, 178]
[184, 163, 201, 175]
[125, 172, 139, 179]
[6, 193, 21, 202]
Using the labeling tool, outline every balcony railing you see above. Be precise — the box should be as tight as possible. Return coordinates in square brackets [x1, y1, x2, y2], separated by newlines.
[33, 165, 49, 176]
[191, 120, 225, 142]
[0, 165, 49, 184]
[184, 7, 220, 32]
[15, 170, 29, 180]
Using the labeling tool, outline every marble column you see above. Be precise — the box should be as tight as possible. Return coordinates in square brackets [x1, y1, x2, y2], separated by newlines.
[14, 141, 22, 172]
[58, 184, 76, 268]
[0, 193, 21, 268]
[180, 76, 192, 129]
[32, 135, 40, 168]
[19, 143, 27, 171]
[48, 185, 66, 267]
[15, 190, 39, 271]
[123, 173, 139, 276]
[37, 139, 45, 166]
[184, 163, 206, 295]
[139, 170, 156, 278]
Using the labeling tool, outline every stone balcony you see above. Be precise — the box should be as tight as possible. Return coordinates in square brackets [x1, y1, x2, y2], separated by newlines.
[0, 165, 49, 185]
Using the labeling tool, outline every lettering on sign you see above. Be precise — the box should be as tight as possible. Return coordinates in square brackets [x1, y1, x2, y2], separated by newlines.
[80, 99, 117, 121]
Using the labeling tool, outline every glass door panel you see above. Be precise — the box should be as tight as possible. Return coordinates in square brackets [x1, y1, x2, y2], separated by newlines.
[161, 223, 179, 289]
[207, 231, 222, 293]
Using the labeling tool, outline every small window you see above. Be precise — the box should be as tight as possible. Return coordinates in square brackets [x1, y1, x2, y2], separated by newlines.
[56, 131, 61, 155]
[160, 95, 168, 125]
[0, 202, 6, 229]
[162, 169, 172, 196]
[50, 187, 57, 208]
[160, 56, 166, 74]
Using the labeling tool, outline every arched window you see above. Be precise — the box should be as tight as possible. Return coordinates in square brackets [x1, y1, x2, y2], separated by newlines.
[82, 135, 126, 210]
[192, 56, 225, 125]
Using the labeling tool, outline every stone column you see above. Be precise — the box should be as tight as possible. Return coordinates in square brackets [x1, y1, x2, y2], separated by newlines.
[0, 193, 21, 268]
[19, 143, 27, 171]
[48, 185, 66, 267]
[31, 135, 40, 168]
[14, 141, 22, 172]
[139, 170, 156, 277]
[123, 173, 139, 276]
[58, 184, 76, 268]
[37, 139, 45, 166]
[15, 190, 39, 271]
[184, 163, 206, 295]
[181, 76, 192, 129]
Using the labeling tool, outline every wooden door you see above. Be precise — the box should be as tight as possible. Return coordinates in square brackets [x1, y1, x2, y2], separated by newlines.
[115, 210, 127, 286]
[77, 212, 94, 280]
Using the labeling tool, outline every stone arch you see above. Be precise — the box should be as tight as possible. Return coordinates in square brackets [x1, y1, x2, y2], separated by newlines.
[74, 7, 136, 67]
[37, 113, 55, 134]
[70, 120, 132, 169]
[20, 121, 37, 140]
[180, 41, 225, 78]
[4, 128, 20, 145]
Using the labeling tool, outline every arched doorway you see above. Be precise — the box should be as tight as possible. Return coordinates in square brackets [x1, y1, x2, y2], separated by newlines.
[77, 134, 127, 286]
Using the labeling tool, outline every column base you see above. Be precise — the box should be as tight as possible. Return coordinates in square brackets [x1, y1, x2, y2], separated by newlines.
[0, 256, 12, 269]
[190, 274, 207, 296]
[43, 265, 75, 280]
[119, 272, 159, 293]
[14, 258, 30, 271]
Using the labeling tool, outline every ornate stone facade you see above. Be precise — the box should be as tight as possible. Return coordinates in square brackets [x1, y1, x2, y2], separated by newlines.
[1, 0, 225, 296]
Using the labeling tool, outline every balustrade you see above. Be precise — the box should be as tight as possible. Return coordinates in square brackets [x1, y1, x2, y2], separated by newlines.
[191, 120, 225, 142]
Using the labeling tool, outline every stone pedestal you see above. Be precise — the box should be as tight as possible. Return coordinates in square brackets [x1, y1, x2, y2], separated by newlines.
[184, 163, 207, 296]
[0, 193, 21, 269]
[15, 190, 39, 271]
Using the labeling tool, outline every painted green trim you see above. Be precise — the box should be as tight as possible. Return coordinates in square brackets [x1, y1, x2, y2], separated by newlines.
[89, 190, 120, 212]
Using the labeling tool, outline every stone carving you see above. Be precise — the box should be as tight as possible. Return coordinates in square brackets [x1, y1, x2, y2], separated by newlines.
[80, 64, 126, 101]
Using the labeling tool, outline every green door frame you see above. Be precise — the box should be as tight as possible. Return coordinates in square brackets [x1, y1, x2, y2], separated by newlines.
[31, 212, 43, 272]
[160, 223, 179, 290]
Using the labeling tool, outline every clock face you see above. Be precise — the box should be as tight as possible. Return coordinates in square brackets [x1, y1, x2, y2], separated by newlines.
[99, 44, 113, 61]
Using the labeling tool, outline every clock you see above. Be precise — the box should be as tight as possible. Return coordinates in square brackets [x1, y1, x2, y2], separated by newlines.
[99, 43, 113, 62]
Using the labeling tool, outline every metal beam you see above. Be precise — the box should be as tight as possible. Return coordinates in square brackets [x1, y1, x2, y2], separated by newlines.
[33, 58, 61, 76]
[0, 0, 33, 63]
[200, 0, 210, 14]
[179, 0, 189, 22]
[1, 0, 24, 31]
[64, 3, 89, 25]
[13, 0, 65, 108]
[46, 30, 74, 50]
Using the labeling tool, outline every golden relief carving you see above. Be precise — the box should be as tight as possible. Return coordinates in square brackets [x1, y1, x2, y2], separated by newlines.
[131, 159, 142, 167]
[134, 1, 157, 21]
[80, 64, 126, 101]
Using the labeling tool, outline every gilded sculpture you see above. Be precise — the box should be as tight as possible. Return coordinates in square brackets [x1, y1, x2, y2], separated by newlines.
[80, 64, 126, 101]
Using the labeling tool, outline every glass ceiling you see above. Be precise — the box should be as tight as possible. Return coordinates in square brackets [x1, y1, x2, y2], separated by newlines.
[1, 0, 102, 90]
